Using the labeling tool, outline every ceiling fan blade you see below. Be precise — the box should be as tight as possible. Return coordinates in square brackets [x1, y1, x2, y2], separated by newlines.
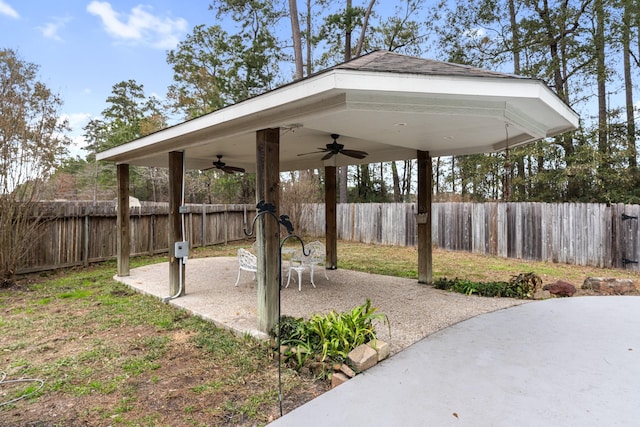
[321, 151, 335, 161]
[200, 166, 216, 172]
[224, 165, 246, 173]
[297, 149, 326, 157]
[210, 155, 245, 173]
[341, 149, 368, 159]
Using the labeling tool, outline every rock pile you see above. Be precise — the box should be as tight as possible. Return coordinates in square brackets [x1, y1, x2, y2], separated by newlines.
[582, 277, 637, 295]
[331, 340, 390, 388]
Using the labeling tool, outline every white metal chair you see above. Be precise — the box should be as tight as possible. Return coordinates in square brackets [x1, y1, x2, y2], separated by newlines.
[235, 248, 257, 286]
[286, 241, 329, 291]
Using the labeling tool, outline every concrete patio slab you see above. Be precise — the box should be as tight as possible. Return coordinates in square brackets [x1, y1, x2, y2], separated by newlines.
[114, 256, 525, 354]
[268, 296, 640, 426]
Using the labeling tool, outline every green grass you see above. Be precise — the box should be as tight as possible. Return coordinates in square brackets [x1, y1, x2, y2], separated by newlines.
[0, 255, 314, 425]
[1, 239, 637, 425]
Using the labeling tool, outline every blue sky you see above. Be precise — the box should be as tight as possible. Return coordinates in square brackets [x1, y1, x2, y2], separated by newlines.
[1, 1, 212, 155]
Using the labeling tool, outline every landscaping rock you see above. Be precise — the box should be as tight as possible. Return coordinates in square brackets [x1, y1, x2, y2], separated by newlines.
[582, 277, 637, 295]
[348, 344, 378, 372]
[367, 340, 390, 362]
[533, 289, 551, 300]
[308, 361, 326, 376]
[543, 280, 576, 297]
[331, 372, 349, 388]
[339, 363, 355, 378]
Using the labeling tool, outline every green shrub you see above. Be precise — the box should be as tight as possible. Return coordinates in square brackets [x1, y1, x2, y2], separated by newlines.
[434, 273, 542, 299]
[273, 299, 389, 373]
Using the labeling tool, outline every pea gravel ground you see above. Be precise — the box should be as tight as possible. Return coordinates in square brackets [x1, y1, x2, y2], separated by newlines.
[115, 257, 527, 354]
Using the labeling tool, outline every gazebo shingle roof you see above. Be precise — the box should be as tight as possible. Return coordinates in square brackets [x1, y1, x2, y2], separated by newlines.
[333, 50, 526, 79]
[96, 50, 577, 171]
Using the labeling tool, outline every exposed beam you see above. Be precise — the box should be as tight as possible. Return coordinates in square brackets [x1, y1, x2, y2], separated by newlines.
[116, 164, 130, 277]
[255, 128, 280, 333]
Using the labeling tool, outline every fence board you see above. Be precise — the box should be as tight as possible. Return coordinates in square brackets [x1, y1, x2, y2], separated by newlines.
[296, 201, 640, 273]
[15, 201, 640, 275]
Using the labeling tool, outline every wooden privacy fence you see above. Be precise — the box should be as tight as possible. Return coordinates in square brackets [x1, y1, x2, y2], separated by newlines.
[296, 202, 640, 272]
[17, 201, 254, 274]
[15, 201, 640, 274]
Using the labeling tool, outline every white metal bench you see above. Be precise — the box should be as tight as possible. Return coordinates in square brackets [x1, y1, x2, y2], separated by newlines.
[234, 248, 257, 286]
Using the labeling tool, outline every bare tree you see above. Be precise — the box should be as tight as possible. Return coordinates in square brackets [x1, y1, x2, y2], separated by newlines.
[0, 49, 70, 284]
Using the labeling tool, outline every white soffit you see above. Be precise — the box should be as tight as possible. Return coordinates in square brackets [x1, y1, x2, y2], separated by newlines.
[97, 63, 579, 173]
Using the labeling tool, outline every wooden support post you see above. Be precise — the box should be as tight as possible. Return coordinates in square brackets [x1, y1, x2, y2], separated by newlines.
[168, 151, 185, 297]
[325, 165, 338, 269]
[417, 151, 433, 284]
[116, 164, 130, 276]
[255, 128, 280, 334]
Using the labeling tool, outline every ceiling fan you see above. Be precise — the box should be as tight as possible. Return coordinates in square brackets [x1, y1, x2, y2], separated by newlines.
[203, 155, 245, 174]
[298, 134, 368, 161]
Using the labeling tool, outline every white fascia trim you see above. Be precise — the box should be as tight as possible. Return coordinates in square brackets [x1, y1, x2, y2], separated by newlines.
[332, 69, 579, 128]
[97, 72, 346, 162]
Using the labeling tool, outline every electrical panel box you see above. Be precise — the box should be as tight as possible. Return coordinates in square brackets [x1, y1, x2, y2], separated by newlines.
[174, 241, 189, 258]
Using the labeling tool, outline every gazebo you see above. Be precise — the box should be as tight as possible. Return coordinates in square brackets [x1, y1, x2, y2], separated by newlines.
[97, 51, 579, 333]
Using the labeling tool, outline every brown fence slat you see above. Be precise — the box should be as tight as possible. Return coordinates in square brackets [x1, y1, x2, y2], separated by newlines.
[14, 201, 640, 274]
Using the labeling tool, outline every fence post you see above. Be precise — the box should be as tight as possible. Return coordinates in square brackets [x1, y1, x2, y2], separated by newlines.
[202, 203, 207, 246]
[148, 213, 154, 256]
[224, 205, 228, 245]
[83, 213, 89, 267]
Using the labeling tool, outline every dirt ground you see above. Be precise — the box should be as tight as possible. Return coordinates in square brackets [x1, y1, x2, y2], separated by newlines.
[1, 327, 328, 426]
[2, 247, 638, 426]
[0, 274, 329, 427]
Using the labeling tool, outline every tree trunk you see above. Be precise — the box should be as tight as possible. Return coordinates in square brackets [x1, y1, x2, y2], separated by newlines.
[339, 0, 355, 202]
[434, 157, 441, 195]
[531, 0, 588, 198]
[305, 0, 313, 76]
[404, 159, 413, 200]
[595, 0, 608, 157]
[508, 0, 521, 74]
[339, 166, 348, 203]
[391, 161, 401, 202]
[622, 2, 637, 170]
[289, 0, 304, 79]
[354, 0, 377, 57]
[345, 0, 352, 60]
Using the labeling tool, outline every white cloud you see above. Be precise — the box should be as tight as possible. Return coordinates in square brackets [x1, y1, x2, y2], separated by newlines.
[86, 1, 187, 49]
[64, 112, 92, 132]
[38, 17, 72, 41]
[61, 112, 94, 156]
[0, 0, 19, 19]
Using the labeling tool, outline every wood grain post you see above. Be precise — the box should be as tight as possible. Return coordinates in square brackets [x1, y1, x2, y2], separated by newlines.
[417, 151, 433, 284]
[255, 128, 280, 334]
[325, 165, 338, 269]
[116, 164, 130, 276]
[168, 151, 185, 297]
